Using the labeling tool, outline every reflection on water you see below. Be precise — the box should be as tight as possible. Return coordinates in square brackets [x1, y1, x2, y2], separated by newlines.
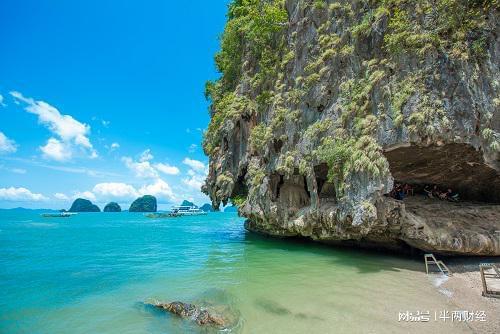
[0, 211, 469, 333]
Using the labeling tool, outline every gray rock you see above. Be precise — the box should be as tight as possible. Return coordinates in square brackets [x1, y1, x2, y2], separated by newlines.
[202, 0, 500, 255]
[149, 301, 225, 327]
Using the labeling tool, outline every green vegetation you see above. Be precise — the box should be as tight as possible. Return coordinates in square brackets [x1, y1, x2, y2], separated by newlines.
[249, 124, 271, 151]
[230, 194, 247, 206]
[203, 0, 288, 156]
[380, 0, 496, 59]
[316, 135, 389, 195]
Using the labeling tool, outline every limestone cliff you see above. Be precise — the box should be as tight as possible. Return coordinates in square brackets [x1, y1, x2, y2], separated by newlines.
[203, 0, 500, 255]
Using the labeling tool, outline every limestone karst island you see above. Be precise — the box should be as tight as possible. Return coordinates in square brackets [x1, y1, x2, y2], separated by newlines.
[0, 1, 499, 333]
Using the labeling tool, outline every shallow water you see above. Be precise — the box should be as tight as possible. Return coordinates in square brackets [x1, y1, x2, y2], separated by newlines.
[0, 211, 470, 333]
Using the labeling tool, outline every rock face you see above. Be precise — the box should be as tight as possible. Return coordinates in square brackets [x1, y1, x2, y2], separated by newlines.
[103, 202, 121, 212]
[203, 0, 500, 255]
[129, 195, 157, 212]
[68, 198, 100, 212]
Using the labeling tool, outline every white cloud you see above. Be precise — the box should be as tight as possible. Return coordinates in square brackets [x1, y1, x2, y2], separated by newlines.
[138, 179, 175, 202]
[139, 149, 154, 162]
[122, 149, 180, 178]
[73, 178, 176, 204]
[182, 173, 204, 190]
[10, 91, 97, 160]
[40, 138, 72, 162]
[111, 142, 120, 150]
[92, 182, 138, 200]
[73, 191, 96, 201]
[0, 132, 17, 154]
[0, 187, 48, 201]
[0, 94, 6, 107]
[188, 144, 197, 153]
[182, 158, 206, 172]
[154, 163, 180, 175]
[54, 192, 69, 200]
[0, 165, 26, 174]
[122, 156, 159, 179]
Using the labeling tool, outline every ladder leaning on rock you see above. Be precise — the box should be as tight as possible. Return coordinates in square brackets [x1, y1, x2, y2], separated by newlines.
[424, 254, 452, 276]
[479, 263, 500, 298]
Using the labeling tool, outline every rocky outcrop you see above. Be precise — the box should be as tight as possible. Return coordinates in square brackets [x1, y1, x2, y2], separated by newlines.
[68, 198, 100, 212]
[129, 195, 157, 212]
[203, 0, 500, 255]
[103, 202, 121, 212]
[148, 301, 225, 327]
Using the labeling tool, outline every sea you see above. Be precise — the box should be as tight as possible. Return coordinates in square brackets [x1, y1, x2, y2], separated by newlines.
[0, 210, 470, 333]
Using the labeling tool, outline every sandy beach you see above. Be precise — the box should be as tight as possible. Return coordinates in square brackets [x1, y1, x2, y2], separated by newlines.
[430, 258, 500, 333]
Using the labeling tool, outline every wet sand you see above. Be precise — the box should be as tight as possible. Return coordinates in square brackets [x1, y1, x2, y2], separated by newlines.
[433, 258, 500, 333]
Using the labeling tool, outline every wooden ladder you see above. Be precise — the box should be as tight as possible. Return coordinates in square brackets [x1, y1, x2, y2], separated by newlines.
[480, 263, 500, 298]
[424, 254, 452, 276]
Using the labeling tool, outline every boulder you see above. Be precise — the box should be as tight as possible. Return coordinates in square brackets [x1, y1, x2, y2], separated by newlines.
[68, 198, 100, 212]
[129, 195, 157, 212]
[103, 202, 121, 212]
[150, 301, 225, 327]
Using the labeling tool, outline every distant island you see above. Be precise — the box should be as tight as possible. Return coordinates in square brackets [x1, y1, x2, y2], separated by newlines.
[104, 202, 121, 212]
[9, 198, 216, 214]
[180, 200, 196, 207]
[69, 198, 100, 212]
[129, 195, 157, 212]
[200, 203, 213, 212]
[179, 200, 214, 212]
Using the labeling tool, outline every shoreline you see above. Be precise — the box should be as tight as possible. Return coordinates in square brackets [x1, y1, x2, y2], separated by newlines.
[431, 258, 500, 333]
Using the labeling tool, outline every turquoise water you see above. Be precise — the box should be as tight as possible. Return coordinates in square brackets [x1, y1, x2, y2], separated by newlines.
[0, 211, 468, 333]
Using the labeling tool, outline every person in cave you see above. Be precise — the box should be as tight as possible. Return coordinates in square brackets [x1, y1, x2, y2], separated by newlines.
[403, 184, 414, 196]
[442, 188, 460, 202]
[424, 185, 434, 198]
[393, 184, 405, 201]
[431, 185, 441, 198]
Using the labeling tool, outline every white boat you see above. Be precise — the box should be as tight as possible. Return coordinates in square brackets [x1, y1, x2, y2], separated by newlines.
[41, 212, 76, 218]
[170, 205, 207, 216]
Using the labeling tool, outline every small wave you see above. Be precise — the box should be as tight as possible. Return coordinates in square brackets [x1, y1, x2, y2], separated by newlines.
[27, 222, 57, 228]
[429, 274, 449, 287]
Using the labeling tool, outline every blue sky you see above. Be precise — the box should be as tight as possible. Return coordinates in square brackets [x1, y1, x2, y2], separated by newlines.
[0, 0, 230, 209]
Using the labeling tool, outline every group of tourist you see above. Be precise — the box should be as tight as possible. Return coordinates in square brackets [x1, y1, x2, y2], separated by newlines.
[389, 183, 414, 201]
[388, 183, 460, 202]
[423, 185, 460, 202]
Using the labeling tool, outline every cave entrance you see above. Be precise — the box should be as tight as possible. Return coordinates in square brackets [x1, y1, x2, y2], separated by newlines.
[385, 144, 500, 255]
[385, 143, 500, 203]
[314, 163, 337, 202]
[270, 172, 311, 216]
[230, 168, 249, 203]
